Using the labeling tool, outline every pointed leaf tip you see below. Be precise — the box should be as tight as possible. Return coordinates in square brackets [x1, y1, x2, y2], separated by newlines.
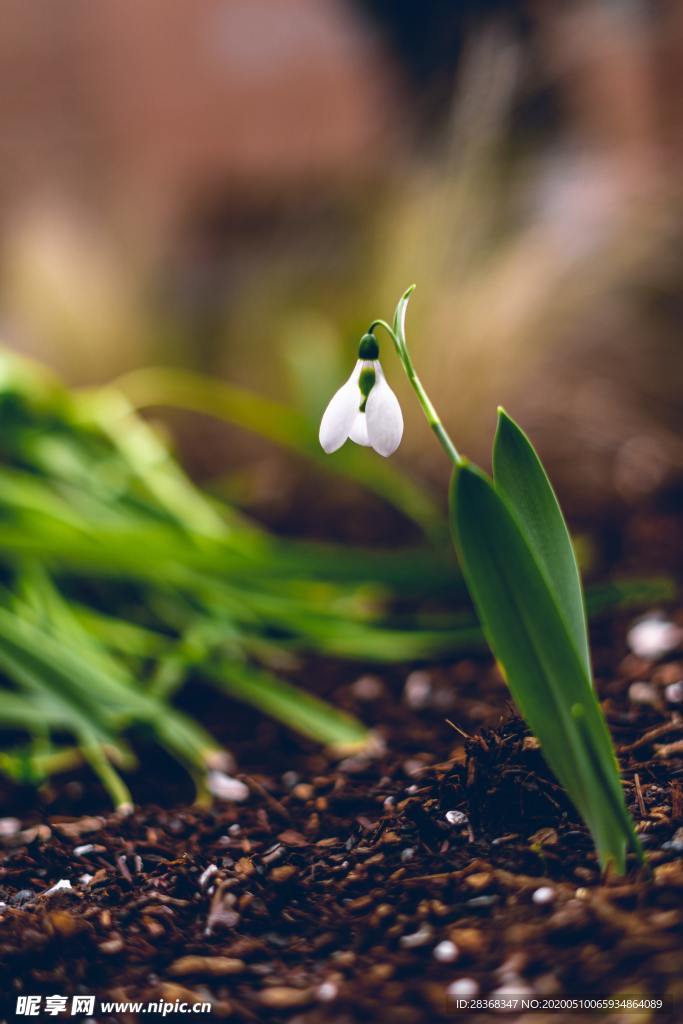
[393, 285, 417, 342]
[492, 410, 591, 677]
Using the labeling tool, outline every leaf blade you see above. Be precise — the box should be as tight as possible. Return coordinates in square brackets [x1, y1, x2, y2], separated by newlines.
[493, 408, 590, 675]
[450, 463, 638, 872]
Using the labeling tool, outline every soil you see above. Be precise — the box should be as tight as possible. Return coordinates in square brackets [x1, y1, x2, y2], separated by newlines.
[0, 488, 682, 1023]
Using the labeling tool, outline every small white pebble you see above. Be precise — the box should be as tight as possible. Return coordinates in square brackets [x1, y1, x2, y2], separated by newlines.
[447, 978, 479, 998]
[400, 847, 415, 863]
[627, 617, 683, 660]
[282, 771, 300, 788]
[628, 681, 657, 705]
[79, 874, 93, 885]
[317, 981, 338, 1002]
[199, 864, 219, 889]
[338, 754, 372, 773]
[403, 670, 432, 709]
[351, 674, 384, 701]
[665, 681, 683, 704]
[400, 925, 433, 948]
[44, 879, 72, 896]
[74, 844, 95, 856]
[406, 784, 419, 794]
[532, 886, 555, 906]
[383, 796, 395, 810]
[433, 940, 459, 963]
[445, 810, 468, 827]
[0, 817, 21, 838]
[207, 771, 249, 802]
[228, 823, 241, 836]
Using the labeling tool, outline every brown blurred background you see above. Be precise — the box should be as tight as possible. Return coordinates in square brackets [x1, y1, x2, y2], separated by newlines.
[1, 0, 682, 527]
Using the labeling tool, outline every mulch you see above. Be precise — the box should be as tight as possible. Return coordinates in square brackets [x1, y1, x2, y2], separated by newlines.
[2, 482, 683, 1022]
[0, 607, 682, 1023]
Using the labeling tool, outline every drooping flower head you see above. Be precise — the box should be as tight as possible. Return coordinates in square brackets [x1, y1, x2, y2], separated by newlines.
[319, 333, 403, 457]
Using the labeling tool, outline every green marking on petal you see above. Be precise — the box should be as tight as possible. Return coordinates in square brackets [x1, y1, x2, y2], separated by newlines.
[358, 366, 376, 411]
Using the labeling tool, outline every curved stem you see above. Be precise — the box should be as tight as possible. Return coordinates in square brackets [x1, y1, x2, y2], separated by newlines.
[368, 319, 401, 350]
[368, 318, 462, 467]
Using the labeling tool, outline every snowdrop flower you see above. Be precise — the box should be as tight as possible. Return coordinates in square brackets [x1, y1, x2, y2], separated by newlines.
[319, 334, 403, 457]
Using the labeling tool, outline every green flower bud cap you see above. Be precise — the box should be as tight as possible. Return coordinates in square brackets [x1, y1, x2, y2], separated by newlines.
[358, 333, 379, 360]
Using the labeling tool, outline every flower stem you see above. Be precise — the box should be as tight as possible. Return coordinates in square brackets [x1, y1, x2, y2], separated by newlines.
[368, 318, 462, 467]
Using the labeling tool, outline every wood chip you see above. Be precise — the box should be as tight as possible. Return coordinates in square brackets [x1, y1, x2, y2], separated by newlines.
[168, 956, 246, 977]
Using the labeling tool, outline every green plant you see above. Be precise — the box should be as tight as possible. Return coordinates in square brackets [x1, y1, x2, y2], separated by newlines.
[320, 286, 643, 874]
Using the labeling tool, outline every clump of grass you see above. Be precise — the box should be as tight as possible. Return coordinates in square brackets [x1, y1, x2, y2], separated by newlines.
[0, 348, 464, 806]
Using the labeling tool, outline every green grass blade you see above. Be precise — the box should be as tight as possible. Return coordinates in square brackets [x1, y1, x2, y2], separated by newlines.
[450, 462, 637, 872]
[0, 601, 221, 770]
[0, 690, 74, 729]
[493, 408, 590, 675]
[0, 745, 85, 785]
[79, 388, 230, 540]
[207, 660, 372, 753]
[79, 734, 133, 811]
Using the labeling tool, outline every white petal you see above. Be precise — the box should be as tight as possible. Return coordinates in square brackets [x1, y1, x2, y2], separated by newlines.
[319, 361, 362, 453]
[349, 412, 370, 446]
[365, 363, 403, 457]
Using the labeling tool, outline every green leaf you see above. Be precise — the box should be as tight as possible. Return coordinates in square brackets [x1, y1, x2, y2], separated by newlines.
[571, 703, 643, 862]
[493, 408, 590, 675]
[449, 462, 641, 872]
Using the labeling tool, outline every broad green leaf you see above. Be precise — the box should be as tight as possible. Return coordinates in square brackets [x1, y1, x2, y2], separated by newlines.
[450, 463, 640, 872]
[493, 409, 590, 676]
[571, 703, 642, 862]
